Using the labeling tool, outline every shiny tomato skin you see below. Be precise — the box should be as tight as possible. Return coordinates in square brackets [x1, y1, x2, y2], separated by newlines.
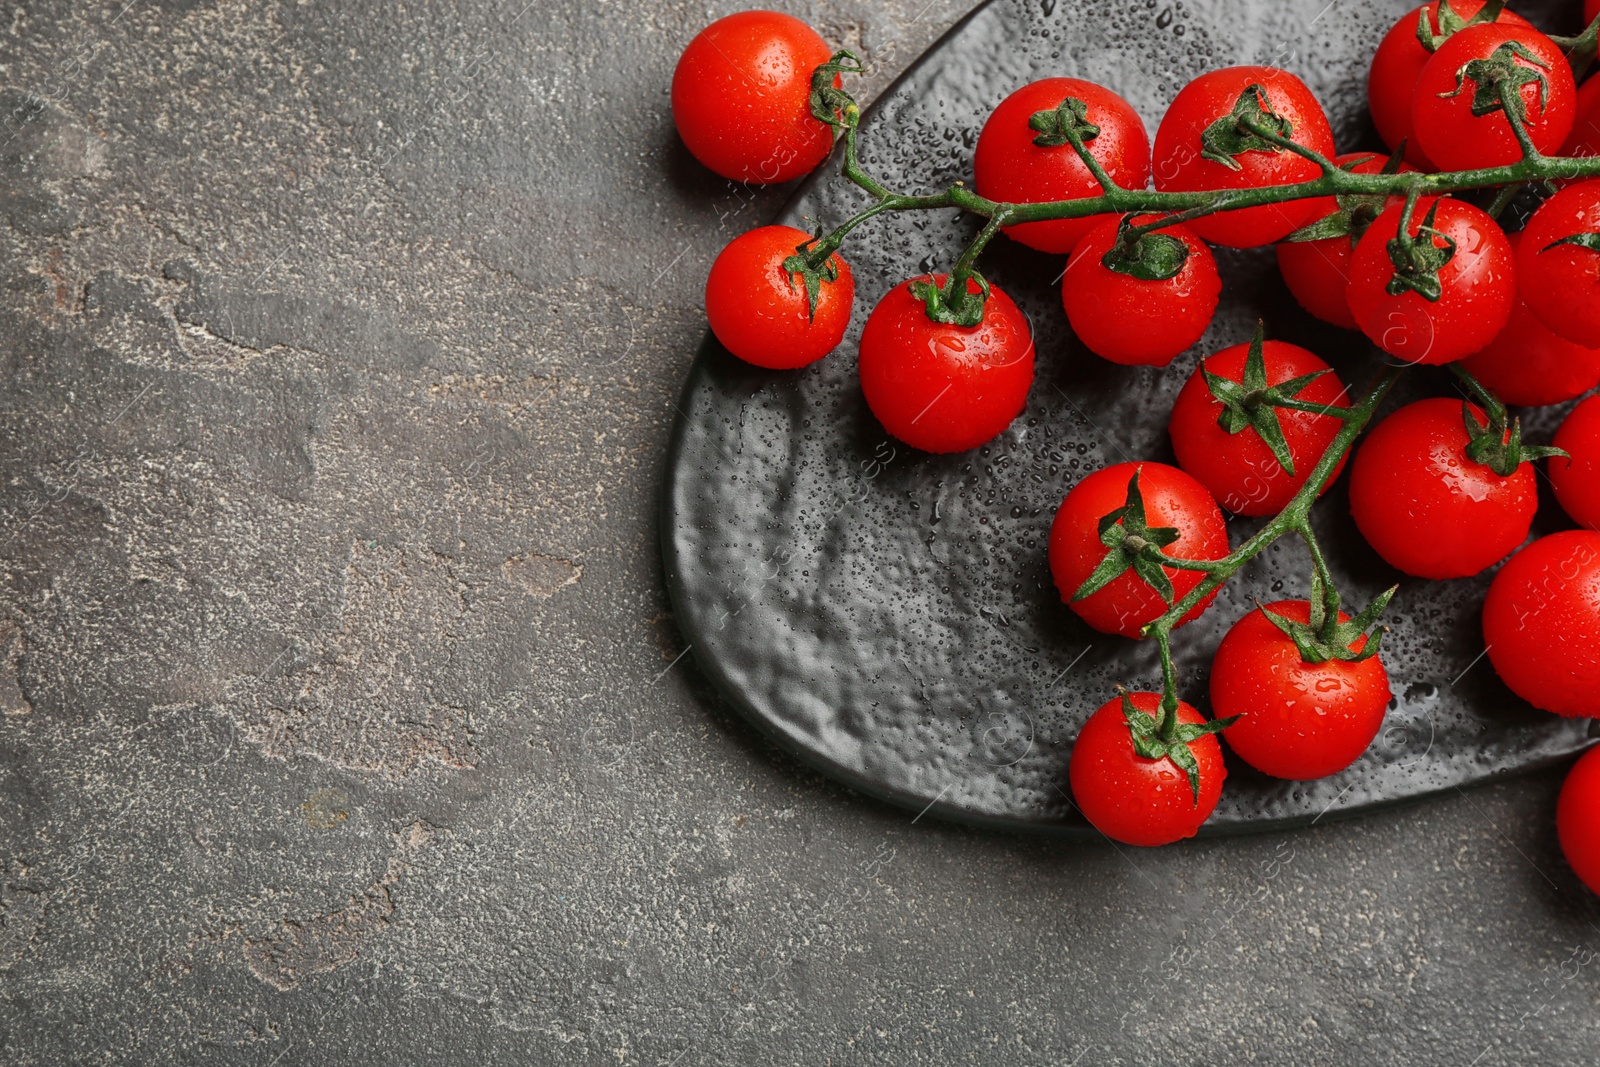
[975, 78, 1152, 254]
[705, 225, 854, 369]
[1275, 153, 1421, 329]
[857, 275, 1034, 453]
[1168, 340, 1349, 516]
[1516, 180, 1600, 349]
[1367, 1, 1532, 168]
[671, 11, 835, 184]
[1211, 601, 1392, 780]
[1551, 395, 1600, 531]
[1558, 745, 1600, 894]
[1349, 398, 1537, 579]
[1412, 24, 1576, 172]
[1152, 66, 1337, 248]
[1345, 199, 1515, 365]
[1561, 74, 1600, 158]
[1069, 693, 1226, 846]
[1483, 530, 1600, 717]
[1062, 215, 1220, 366]
[1048, 461, 1230, 638]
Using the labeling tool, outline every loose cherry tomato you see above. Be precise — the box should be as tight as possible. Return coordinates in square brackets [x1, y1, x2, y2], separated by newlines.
[1211, 601, 1392, 780]
[1345, 198, 1515, 365]
[1412, 24, 1576, 172]
[1516, 180, 1600, 348]
[1348, 398, 1537, 578]
[1551, 395, 1600, 530]
[1152, 66, 1337, 248]
[1276, 152, 1422, 329]
[1068, 692, 1226, 846]
[1062, 215, 1220, 366]
[1048, 461, 1229, 638]
[705, 225, 854, 369]
[974, 78, 1152, 254]
[1459, 234, 1600, 405]
[671, 11, 836, 184]
[1483, 530, 1600, 717]
[857, 275, 1034, 453]
[1168, 337, 1349, 516]
[1367, 1, 1532, 168]
[1557, 745, 1600, 894]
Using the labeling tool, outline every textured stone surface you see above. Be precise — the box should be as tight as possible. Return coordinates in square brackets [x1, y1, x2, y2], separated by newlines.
[1, 0, 1598, 1064]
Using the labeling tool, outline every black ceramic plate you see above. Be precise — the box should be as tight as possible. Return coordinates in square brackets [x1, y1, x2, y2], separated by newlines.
[662, 0, 1599, 836]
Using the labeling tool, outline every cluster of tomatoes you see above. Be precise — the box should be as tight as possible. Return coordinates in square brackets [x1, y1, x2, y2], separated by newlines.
[673, 4, 1600, 873]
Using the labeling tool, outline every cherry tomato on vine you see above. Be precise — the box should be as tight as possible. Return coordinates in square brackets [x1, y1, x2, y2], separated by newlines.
[1367, 0, 1532, 168]
[1483, 530, 1600, 717]
[1561, 73, 1600, 158]
[1345, 198, 1515, 365]
[1551, 395, 1600, 530]
[1558, 746, 1600, 895]
[705, 225, 854, 369]
[857, 275, 1034, 453]
[671, 11, 836, 184]
[1515, 180, 1600, 349]
[1349, 398, 1537, 579]
[1152, 66, 1337, 248]
[1048, 461, 1229, 638]
[1062, 215, 1220, 366]
[1459, 234, 1600, 406]
[1211, 601, 1391, 780]
[1589, 0, 1600, 24]
[1169, 337, 1349, 516]
[1275, 152, 1422, 330]
[1068, 692, 1226, 846]
[1411, 24, 1576, 173]
[974, 78, 1152, 254]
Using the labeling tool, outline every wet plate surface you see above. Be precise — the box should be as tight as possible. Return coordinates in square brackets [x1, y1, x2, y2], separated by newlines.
[662, 0, 1598, 836]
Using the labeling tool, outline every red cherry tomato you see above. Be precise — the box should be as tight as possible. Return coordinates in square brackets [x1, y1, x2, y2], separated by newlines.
[1062, 215, 1220, 366]
[1458, 232, 1600, 406]
[1211, 601, 1392, 780]
[1048, 461, 1229, 638]
[705, 225, 854, 369]
[1551, 395, 1600, 530]
[1345, 198, 1515, 365]
[1412, 24, 1576, 172]
[1558, 745, 1600, 894]
[1348, 398, 1537, 578]
[974, 78, 1152, 254]
[1561, 72, 1600, 158]
[857, 275, 1034, 453]
[1068, 693, 1226, 846]
[1367, 1, 1532, 168]
[1483, 530, 1600, 717]
[1516, 180, 1600, 349]
[1275, 153, 1422, 329]
[671, 11, 835, 184]
[1168, 339, 1349, 516]
[1589, 0, 1600, 24]
[1153, 66, 1337, 248]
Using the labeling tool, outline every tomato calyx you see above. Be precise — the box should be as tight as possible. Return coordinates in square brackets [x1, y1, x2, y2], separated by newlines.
[1072, 469, 1186, 604]
[1100, 215, 1190, 282]
[1119, 693, 1236, 804]
[1028, 95, 1101, 148]
[1450, 366, 1568, 477]
[1436, 39, 1552, 126]
[806, 50, 867, 139]
[1542, 231, 1600, 255]
[1283, 144, 1408, 247]
[1384, 199, 1455, 301]
[1259, 577, 1397, 665]
[909, 271, 991, 328]
[779, 236, 844, 322]
[1203, 323, 1332, 477]
[1199, 84, 1294, 170]
[1414, 0, 1508, 53]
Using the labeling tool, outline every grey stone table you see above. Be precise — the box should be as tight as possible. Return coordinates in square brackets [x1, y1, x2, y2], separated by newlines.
[1, 1, 1597, 1063]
